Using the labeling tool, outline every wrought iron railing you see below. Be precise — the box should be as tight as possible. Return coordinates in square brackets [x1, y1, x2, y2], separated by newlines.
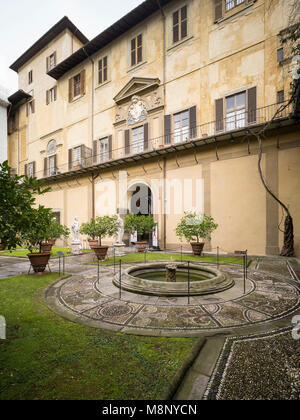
[32, 100, 292, 180]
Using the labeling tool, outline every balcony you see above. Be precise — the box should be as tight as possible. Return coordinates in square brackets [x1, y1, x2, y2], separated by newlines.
[35, 101, 294, 182]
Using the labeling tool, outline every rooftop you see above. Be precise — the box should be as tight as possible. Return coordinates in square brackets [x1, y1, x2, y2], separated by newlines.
[48, 0, 173, 80]
[10, 16, 89, 73]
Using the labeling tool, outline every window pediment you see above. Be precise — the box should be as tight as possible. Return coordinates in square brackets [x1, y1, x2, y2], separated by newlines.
[114, 77, 160, 105]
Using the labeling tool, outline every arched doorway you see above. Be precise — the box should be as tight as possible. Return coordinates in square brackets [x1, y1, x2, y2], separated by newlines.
[127, 181, 155, 247]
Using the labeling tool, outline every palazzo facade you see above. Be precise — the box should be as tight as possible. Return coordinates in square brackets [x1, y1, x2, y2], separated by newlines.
[6, 0, 300, 255]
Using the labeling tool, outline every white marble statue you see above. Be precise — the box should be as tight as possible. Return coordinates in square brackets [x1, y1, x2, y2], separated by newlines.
[71, 216, 80, 243]
[115, 213, 125, 245]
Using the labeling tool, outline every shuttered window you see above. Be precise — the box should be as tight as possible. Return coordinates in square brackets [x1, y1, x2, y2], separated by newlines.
[100, 137, 109, 162]
[26, 162, 35, 178]
[125, 130, 130, 155]
[277, 90, 284, 104]
[131, 34, 143, 67]
[215, 87, 257, 132]
[98, 56, 108, 85]
[28, 70, 33, 85]
[27, 100, 35, 116]
[173, 5, 188, 44]
[47, 86, 57, 104]
[69, 70, 86, 102]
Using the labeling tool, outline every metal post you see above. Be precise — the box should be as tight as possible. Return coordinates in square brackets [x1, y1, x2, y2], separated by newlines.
[181, 246, 183, 262]
[188, 261, 190, 305]
[114, 248, 116, 275]
[245, 249, 248, 281]
[98, 259, 100, 282]
[58, 256, 61, 276]
[119, 259, 122, 300]
[63, 256, 65, 275]
[217, 246, 219, 269]
[144, 249, 147, 263]
[243, 254, 246, 295]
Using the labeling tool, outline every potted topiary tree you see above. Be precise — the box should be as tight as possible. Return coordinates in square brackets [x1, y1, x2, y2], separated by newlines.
[124, 214, 156, 253]
[42, 219, 70, 252]
[79, 218, 98, 249]
[91, 216, 120, 259]
[21, 206, 55, 273]
[175, 212, 218, 256]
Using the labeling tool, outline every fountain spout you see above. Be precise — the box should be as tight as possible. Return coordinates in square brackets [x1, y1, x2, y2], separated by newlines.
[166, 263, 177, 282]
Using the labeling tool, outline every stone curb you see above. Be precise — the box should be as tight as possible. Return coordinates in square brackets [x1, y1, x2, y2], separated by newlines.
[161, 336, 207, 400]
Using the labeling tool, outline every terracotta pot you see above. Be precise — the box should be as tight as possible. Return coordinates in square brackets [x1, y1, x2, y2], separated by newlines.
[88, 239, 99, 249]
[41, 243, 53, 253]
[135, 241, 148, 253]
[73, 165, 82, 170]
[93, 245, 109, 260]
[190, 242, 205, 256]
[27, 252, 51, 273]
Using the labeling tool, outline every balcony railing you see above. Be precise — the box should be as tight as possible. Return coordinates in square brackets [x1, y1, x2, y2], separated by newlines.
[33, 101, 293, 180]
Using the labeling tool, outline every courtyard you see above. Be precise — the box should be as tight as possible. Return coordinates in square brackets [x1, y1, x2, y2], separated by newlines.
[0, 251, 299, 400]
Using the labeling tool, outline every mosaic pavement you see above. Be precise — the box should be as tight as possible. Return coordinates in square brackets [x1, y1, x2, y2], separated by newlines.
[45, 261, 300, 337]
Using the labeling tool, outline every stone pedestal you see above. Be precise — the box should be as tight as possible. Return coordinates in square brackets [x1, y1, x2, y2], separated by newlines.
[113, 244, 126, 257]
[166, 264, 177, 282]
[71, 241, 81, 255]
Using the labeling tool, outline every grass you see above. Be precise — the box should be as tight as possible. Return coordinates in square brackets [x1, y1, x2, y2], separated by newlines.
[0, 273, 196, 400]
[93, 252, 246, 266]
[0, 247, 92, 259]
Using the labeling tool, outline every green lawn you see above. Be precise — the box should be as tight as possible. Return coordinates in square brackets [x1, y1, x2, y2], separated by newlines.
[95, 252, 247, 266]
[0, 247, 92, 259]
[0, 273, 196, 400]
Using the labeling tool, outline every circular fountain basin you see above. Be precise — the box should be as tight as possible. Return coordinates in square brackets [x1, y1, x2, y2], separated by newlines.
[113, 263, 234, 296]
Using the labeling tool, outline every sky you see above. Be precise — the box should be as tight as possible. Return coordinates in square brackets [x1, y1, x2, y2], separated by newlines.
[0, 0, 144, 95]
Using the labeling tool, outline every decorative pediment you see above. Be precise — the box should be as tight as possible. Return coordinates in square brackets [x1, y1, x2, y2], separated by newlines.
[114, 77, 160, 104]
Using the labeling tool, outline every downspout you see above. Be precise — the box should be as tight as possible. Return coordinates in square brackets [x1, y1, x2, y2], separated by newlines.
[157, 0, 167, 250]
[83, 47, 95, 218]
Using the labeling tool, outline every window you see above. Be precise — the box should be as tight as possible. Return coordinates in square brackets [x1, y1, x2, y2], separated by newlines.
[174, 110, 189, 143]
[131, 34, 143, 67]
[226, 92, 246, 130]
[27, 100, 35, 116]
[49, 53, 56, 70]
[74, 74, 81, 97]
[100, 137, 109, 162]
[26, 162, 35, 178]
[69, 71, 85, 102]
[225, 0, 245, 11]
[132, 126, 144, 153]
[46, 86, 57, 104]
[73, 146, 82, 167]
[277, 90, 284, 104]
[277, 48, 284, 63]
[49, 155, 56, 176]
[28, 70, 33, 85]
[173, 5, 188, 44]
[98, 57, 108, 85]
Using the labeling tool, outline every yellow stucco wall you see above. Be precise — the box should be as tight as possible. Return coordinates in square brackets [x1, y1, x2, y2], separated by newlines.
[8, 0, 300, 255]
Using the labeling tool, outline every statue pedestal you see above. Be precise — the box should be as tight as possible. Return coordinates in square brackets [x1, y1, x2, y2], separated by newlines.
[71, 241, 81, 255]
[113, 243, 126, 257]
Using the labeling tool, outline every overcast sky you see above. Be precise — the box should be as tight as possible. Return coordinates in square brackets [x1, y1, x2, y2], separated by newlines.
[0, 0, 144, 95]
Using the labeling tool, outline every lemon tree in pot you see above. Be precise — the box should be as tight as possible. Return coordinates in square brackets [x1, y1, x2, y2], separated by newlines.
[81, 216, 120, 260]
[21, 206, 55, 273]
[124, 214, 156, 253]
[42, 219, 70, 252]
[175, 212, 218, 256]
[79, 218, 98, 249]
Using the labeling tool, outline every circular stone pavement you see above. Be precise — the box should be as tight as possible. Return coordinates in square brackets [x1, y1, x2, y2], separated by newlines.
[45, 261, 300, 337]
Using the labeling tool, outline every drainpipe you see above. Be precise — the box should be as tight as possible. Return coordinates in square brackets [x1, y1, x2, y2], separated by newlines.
[83, 47, 96, 218]
[157, 0, 167, 250]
